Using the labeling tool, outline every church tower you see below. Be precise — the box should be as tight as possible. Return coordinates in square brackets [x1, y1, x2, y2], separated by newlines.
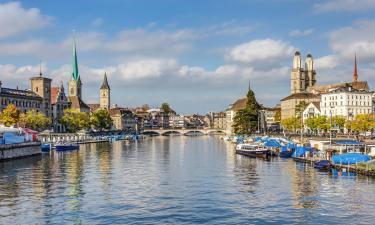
[30, 63, 52, 116]
[291, 51, 305, 94]
[68, 38, 82, 98]
[305, 53, 316, 88]
[100, 73, 110, 110]
[353, 53, 358, 82]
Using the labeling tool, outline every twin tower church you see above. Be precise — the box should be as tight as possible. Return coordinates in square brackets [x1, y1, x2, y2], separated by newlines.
[67, 39, 111, 112]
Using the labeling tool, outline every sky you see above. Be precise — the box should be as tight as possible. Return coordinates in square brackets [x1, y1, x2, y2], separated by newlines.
[1, 0, 375, 114]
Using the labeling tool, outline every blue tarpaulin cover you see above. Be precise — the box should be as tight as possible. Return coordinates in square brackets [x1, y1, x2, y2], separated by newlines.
[332, 153, 370, 165]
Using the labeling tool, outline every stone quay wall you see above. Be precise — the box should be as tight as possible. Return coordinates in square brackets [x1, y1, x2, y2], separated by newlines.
[0, 142, 41, 161]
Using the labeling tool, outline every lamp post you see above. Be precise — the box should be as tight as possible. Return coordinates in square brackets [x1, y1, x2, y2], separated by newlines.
[329, 105, 333, 149]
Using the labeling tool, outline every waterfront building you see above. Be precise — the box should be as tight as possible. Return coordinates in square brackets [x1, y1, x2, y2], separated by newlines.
[30, 70, 52, 117]
[169, 115, 185, 128]
[320, 85, 373, 119]
[67, 39, 90, 113]
[51, 82, 71, 132]
[0, 81, 43, 114]
[225, 97, 246, 134]
[280, 93, 320, 119]
[261, 105, 281, 131]
[100, 73, 110, 110]
[212, 112, 226, 129]
[302, 102, 321, 133]
[109, 107, 137, 131]
[291, 51, 316, 94]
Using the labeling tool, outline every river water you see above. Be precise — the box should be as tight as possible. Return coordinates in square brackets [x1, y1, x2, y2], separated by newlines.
[0, 136, 375, 224]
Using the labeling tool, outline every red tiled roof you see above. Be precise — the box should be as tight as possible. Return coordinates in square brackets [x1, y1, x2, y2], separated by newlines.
[51, 87, 59, 104]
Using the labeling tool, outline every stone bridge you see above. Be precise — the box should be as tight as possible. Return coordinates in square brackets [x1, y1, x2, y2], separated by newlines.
[141, 128, 229, 136]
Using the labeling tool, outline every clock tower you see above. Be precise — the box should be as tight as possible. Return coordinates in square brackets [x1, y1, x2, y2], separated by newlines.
[100, 72, 110, 109]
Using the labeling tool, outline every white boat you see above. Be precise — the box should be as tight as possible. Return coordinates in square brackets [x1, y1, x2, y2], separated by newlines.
[236, 143, 271, 158]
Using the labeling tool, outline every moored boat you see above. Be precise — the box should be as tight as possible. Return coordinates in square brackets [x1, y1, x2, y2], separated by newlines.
[314, 160, 331, 169]
[41, 143, 52, 152]
[279, 150, 293, 158]
[55, 142, 79, 151]
[236, 144, 271, 158]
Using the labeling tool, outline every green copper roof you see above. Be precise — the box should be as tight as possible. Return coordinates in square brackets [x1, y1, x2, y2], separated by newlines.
[72, 39, 79, 81]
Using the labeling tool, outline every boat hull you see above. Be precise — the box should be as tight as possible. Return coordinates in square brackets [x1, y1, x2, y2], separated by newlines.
[236, 149, 271, 158]
[55, 144, 79, 151]
[279, 150, 293, 158]
[41, 143, 51, 152]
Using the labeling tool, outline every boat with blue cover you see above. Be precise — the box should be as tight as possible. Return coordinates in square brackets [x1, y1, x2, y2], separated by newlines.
[55, 142, 79, 151]
[314, 160, 331, 169]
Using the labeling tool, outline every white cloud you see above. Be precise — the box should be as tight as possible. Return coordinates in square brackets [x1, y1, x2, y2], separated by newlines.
[315, 55, 339, 69]
[228, 39, 295, 64]
[314, 0, 375, 12]
[329, 20, 375, 61]
[289, 29, 314, 37]
[0, 2, 51, 38]
[91, 17, 104, 27]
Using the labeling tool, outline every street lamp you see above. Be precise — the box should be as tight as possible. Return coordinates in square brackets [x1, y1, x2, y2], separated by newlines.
[329, 105, 334, 149]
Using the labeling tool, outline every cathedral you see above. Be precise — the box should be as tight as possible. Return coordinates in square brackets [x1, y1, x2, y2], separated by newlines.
[290, 51, 316, 94]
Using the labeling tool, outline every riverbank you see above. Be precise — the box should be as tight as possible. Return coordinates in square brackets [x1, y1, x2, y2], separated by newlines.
[0, 142, 41, 161]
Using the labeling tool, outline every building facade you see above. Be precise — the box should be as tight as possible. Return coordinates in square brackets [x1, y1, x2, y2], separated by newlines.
[169, 115, 185, 128]
[320, 86, 373, 119]
[51, 82, 71, 132]
[30, 72, 52, 117]
[291, 51, 316, 94]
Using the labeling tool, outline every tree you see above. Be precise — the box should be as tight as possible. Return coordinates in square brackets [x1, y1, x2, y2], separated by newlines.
[332, 116, 346, 130]
[161, 103, 171, 113]
[274, 108, 281, 122]
[60, 109, 90, 133]
[0, 104, 20, 126]
[90, 109, 113, 131]
[232, 87, 261, 135]
[281, 117, 300, 132]
[350, 114, 375, 133]
[19, 110, 51, 131]
[305, 115, 330, 134]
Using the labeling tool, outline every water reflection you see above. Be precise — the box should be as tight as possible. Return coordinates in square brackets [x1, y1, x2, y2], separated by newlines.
[1, 137, 375, 224]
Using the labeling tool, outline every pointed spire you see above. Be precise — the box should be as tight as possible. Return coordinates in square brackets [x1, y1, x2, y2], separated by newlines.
[248, 80, 251, 91]
[100, 72, 110, 90]
[39, 60, 42, 77]
[353, 53, 358, 82]
[72, 31, 80, 81]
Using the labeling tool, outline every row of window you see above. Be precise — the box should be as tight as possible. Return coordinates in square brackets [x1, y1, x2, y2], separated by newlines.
[1, 98, 41, 108]
[325, 95, 371, 101]
[323, 101, 372, 107]
[324, 108, 372, 115]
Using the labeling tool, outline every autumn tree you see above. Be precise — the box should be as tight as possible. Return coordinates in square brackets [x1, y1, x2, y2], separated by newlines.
[0, 104, 20, 126]
[349, 114, 375, 133]
[281, 117, 301, 132]
[90, 109, 113, 131]
[61, 109, 90, 133]
[274, 108, 281, 122]
[19, 110, 51, 131]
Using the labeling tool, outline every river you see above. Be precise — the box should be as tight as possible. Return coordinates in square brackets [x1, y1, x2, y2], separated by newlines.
[0, 136, 375, 224]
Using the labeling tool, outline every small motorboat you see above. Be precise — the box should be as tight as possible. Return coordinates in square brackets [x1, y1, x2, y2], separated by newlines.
[55, 142, 79, 151]
[236, 144, 271, 158]
[40, 143, 52, 152]
[314, 160, 331, 169]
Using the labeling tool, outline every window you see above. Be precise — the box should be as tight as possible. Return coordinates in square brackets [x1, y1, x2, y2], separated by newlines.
[36, 87, 38, 92]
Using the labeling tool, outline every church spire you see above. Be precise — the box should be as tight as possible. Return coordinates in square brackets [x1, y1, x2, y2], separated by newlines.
[72, 34, 80, 81]
[353, 53, 358, 82]
[39, 60, 42, 77]
[100, 72, 110, 90]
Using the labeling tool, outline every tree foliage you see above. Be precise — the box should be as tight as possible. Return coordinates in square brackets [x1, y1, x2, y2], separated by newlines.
[19, 110, 51, 131]
[281, 116, 301, 132]
[348, 114, 375, 132]
[0, 104, 20, 126]
[295, 101, 309, 117]
[274, 108, 281, 122]
[90, 109, 112, 131]
[161, 103, 171, 113]
[60, 109, 90, 133]
[332, 116, 346, 130]
[232, 87, 261, 135]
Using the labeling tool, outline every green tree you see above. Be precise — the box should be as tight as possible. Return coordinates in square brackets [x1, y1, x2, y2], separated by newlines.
[161, 103, 171, 113]
[274, 108, 281, 122]
[350, 114, 375, 133]
[305, 116, 318, 134]
[90, 109, 113, 131]
[232, 87, 261, 135]
[19, 110, 51, 131]
[305, 115, 330, 133]
[281, 116, 301, 132]
[0, 104, 20, 126]
[61, 109, 90, 133]
[332, 115, 346, 130]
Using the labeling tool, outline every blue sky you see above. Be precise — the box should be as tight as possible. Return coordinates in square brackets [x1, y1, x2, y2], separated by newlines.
[1, 0, 375, 114]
